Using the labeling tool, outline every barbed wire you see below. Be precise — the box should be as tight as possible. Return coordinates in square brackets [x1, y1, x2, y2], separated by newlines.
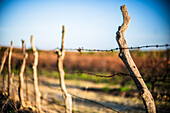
[1, 42, 168, 113]
[71, 71, 170, 83]
[69, 92, 119, 112]
[53, 44, 170, 52]
[73, 71, 130, 78]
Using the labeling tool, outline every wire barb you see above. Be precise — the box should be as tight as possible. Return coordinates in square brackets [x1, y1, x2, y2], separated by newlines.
[73, 71, 130, 78]
[53, 44, 170, 52]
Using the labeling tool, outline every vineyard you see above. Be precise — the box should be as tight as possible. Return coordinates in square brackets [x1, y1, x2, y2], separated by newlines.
[0, 5, 170, 113]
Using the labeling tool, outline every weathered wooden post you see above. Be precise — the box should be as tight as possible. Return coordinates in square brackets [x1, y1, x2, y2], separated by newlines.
[116, 5, 156, 113]
[31, 35, 41, 112]
[7, 41, 13, 96]
[0, 48, 9, 91]
[25, 62, 29, 103]
[18, 40, 28, 107]
[56, 26, 72, 113]
[0, 48, 9, 74]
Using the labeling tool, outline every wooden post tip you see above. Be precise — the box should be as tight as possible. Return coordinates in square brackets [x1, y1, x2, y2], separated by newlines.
[21, 40, 24, 43]
[31, 35, 34, 42]
[121, 5, 127, 10]
[121, 5, 126, 8]
[62, 26, 65, 32]
[11, 41, 13, 45]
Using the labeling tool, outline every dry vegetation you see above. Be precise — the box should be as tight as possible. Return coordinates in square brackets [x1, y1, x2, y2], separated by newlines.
[1, 47, 169, 99]
[0, 47, 170, 112]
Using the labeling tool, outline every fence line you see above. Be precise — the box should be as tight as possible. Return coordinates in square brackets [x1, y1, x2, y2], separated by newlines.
[53, 44, 169, 52]
[0, 44, 169, 52]
[73, 71, 130, 78]
[1, 42, 169, 112]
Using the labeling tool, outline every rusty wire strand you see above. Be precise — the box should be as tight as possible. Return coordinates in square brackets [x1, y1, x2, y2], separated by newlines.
[72, 71, 149, 80]
[74, 71, 130, 78]
[53, 44, 169, 52]
[69, 92, 119, 112]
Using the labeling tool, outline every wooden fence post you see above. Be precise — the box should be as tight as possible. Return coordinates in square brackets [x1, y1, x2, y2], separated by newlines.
[25, 61, 29, 103]
[31, 35, 41, 112]
[56, 26, 72, 113]
[7, 41, 13, 96]
[18, 40, 28, 107]
[0, 48, 9, 91]
[116, 5, 156, 113]
[0, 48, 9, 74]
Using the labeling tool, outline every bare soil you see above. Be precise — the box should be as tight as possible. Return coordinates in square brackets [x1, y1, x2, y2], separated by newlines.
[1, 76, 170, 113]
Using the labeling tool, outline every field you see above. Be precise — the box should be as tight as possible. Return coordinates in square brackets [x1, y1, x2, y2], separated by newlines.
[0, 47, 170, 113]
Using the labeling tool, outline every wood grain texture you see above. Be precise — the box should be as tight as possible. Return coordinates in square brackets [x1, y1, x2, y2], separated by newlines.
[0, 48, 9, 91]
[31, 35, 41, 112]
[7, 41, 13, 96]
[18, 40, 28, 107]
[56, 26, 72, 113]
[0, 48, 9, 74]
[116, 5, 156, 113]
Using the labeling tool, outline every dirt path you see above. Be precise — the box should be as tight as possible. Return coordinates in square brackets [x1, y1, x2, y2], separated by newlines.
[1, 76, 145, 113]
[38, 77, 145, 113]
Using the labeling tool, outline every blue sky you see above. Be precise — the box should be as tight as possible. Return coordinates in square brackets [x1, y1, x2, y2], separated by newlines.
[0, 0, 169, 50]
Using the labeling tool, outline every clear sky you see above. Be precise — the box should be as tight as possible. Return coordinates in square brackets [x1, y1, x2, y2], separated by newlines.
[0, 0, 169, 50]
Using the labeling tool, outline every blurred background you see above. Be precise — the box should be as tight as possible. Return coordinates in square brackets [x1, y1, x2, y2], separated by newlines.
[0, 0, 170, 113]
